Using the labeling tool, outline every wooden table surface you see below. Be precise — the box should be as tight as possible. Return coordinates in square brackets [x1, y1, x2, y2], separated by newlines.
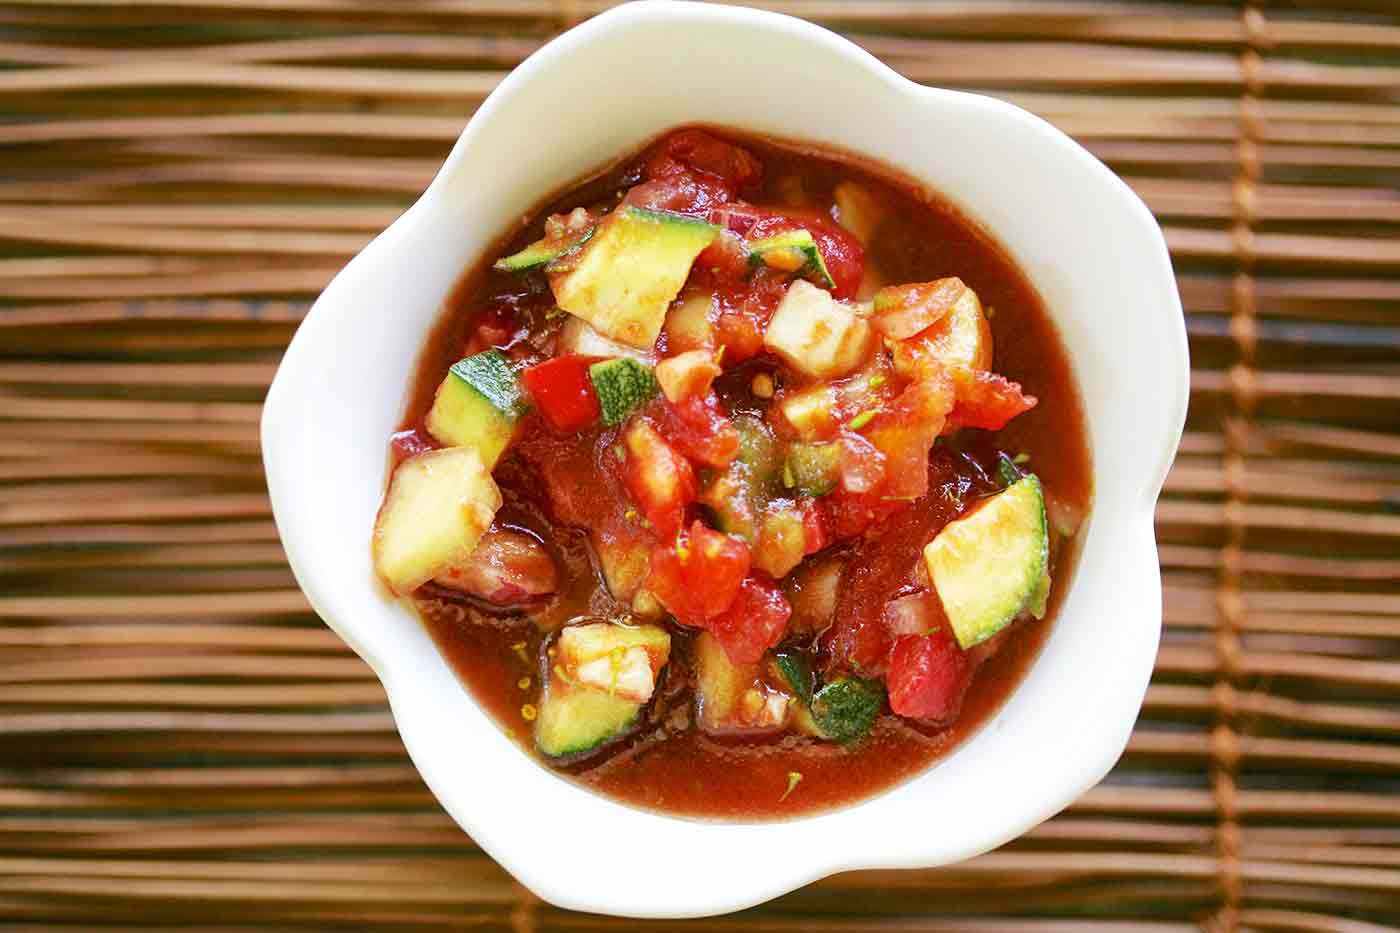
[1, 1, 1398, 929]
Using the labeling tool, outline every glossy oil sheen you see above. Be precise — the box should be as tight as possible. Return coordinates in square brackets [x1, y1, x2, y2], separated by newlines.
[401, 127, 1092, 820]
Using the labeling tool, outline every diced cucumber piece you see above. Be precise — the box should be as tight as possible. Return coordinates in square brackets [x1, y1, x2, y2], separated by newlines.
[749, 228, 836, 289]
[535, 680, 641, 759]
[809, 676, 883, 743]
[557, 621, 671, 703]
[559, 622, 671, 667]
[734, 415, 783, 491]
[1028, 570, 1051, 620]
[551, 207, 720, 349]
[700, 415, 780, 544]
[494, 215, 595, 272]
[424, 351, 528, 469]
[763, 280, 875, 379]
[593, 534, 650, 604]
[778, 385, 838, 441]
[923, 474, 1049, 649]
[494, 239, 565, 273]
[589, 357, 655, 426]
[770, 651, 813, 706]
[754, 507, 805, 579]
[372, 447, 502, 596]
[694, 632, 790, 735]
[995, 452, 1024, 487]
[784, 442, 840, 496]
[695, 631, 750, 732]
[700, 470, 755, 543]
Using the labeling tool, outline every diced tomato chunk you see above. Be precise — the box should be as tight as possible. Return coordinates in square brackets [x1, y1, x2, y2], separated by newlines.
[622, 419, 697, 537]
[800, 499, 828, 555]
[651, 392, 739, 469]
[864, 374, 955, 501]
[521, 355, 601, 434]
[648, 520, 750, 627]
[871, 280, 960, 340]
[706, 576, 792, 664]
[818, 485, 903, 543]
[947, 370, 1038, 432]
[623, 174, 734, 218]
[694, 229, 751, 283]
[887, 626, 972, 723]
[644, 129, 764, 191]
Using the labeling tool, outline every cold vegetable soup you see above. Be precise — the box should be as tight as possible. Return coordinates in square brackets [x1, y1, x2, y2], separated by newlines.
[371, 128, 1091, 818]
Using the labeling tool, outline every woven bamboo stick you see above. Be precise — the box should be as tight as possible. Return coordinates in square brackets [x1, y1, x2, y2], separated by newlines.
[0, 682, 384, 708]
[0, 590, 309, 619]
[0, 267, 331, 301]
[0, 521, 279, 548]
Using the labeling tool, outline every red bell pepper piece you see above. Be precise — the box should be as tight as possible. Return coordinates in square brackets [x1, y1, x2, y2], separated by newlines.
[520, 355, 600, 433]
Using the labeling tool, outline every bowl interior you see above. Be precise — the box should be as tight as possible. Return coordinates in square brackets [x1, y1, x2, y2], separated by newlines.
[263, 1, 1186, 918]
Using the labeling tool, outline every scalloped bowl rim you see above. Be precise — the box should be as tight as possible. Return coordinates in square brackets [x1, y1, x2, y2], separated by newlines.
[263, 1, 1188, 919]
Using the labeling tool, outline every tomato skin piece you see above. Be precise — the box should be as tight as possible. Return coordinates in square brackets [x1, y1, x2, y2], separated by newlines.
[651, 393, 740, 469]
[871, 280, 960, 340]
[644, 129, 763, 191]
[520, 355, 601, 434]
[389, 427, 435, 468]
[648, 520, 750, 627]
[622, 419, 697, 538]
[463, 304, 518, 356]
[947, 370, 1038, 432]
[706, 576, 792, 664]
[887, 626, 972, 723]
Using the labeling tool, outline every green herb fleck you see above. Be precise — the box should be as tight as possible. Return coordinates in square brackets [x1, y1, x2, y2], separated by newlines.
[1013, 451, 1030, 465]
[780, 770, 804, 802]
[848, 409, 878, 431]
[868, 374, 887, 388]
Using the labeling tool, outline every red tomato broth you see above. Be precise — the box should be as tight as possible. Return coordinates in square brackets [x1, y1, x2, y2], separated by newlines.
[395, 126, 1091, 819]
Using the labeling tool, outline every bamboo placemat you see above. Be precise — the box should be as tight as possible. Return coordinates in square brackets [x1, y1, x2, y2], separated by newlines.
[1, 1, 1397, 929]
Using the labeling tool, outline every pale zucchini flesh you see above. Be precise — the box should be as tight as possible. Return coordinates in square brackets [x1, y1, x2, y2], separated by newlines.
[372, 447, 502, 596]
[923, 474, 1049, 649]
[763, 280, 875, 379]
[551, 207, 720, 350]
[535, 680, 641, 759]
[424, 352, 526, 469]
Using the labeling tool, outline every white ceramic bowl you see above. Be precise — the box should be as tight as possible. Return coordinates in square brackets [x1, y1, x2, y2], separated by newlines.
[263, 1, 1187, 919]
